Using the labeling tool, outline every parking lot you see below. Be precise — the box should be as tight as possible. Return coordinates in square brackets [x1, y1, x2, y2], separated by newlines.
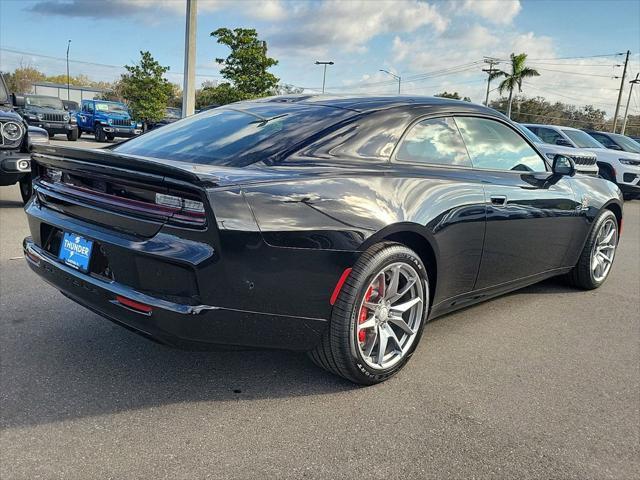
[1, 167, 638, 479]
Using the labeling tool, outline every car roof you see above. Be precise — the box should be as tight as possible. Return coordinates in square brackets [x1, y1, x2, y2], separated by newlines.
[246, 94, 499, 115]
[524, 123, 582, 132]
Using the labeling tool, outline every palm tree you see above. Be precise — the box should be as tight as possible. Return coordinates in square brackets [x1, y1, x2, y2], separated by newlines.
[490, 53, 540, 118]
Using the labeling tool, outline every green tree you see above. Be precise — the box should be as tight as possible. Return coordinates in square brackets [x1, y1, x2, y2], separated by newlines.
[4, 66, 45, 93]
[211, 27, 279, 100]
[435, 91, 471, 102]
[119, 51, 173, 125]
[489, 95, 607, 129]
[489, 53, 540, 118]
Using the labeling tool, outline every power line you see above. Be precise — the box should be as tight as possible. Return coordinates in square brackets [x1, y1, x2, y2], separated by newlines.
[0, 47, 223, 77]
[526, 53, 625, 60]
[532, 67, 620, 78]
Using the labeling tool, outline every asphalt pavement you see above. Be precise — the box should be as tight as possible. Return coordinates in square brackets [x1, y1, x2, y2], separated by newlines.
[1, 177, 638, 479]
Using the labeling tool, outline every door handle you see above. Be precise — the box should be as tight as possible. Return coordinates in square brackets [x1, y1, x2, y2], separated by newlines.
[490, 195, 507, 207]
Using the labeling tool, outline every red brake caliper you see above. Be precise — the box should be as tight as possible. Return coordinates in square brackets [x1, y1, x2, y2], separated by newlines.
[358, 286, 375, 343]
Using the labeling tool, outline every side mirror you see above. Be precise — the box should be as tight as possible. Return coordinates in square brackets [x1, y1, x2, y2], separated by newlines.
[12, 94, 25, 107]
[555, 138, 573, 147]
[552, 154, 576, 177]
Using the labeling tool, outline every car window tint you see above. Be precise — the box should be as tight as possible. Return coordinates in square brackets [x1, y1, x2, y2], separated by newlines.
[297, 109, 412, 161]
[455, 117, 547, 172]
[396, 117, 471, 167]
[534, 127, 564, 145]
[114, 104, 353, 166]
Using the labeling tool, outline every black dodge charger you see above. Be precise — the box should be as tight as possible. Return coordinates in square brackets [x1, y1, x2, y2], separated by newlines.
[23, 95, 623, 384]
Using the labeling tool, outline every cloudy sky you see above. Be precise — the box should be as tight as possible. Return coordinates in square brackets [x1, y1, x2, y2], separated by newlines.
[1, 0, 639, 115]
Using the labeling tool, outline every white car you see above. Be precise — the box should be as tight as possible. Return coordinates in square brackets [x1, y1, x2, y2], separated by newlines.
[518, 125, 599, 176]
[524, 123, 640, 200]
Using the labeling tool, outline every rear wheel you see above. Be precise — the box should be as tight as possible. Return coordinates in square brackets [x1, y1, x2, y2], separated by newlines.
[94, 125, 106, 142]
[567, 209, 618, 289]
[19, 174, 33, 204]
[308, 243, 429, 385]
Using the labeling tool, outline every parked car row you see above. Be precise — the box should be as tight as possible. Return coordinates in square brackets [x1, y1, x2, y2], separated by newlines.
[521, 124, 640, 200]
[11, 92, 142, 143]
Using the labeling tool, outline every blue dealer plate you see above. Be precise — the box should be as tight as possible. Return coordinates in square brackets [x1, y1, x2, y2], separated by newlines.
[58, 232, 93, 272]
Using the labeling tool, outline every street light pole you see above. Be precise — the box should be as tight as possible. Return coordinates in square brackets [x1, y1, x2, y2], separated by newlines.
[612, 50, 630, 133]
[379, 69, 401, 94]
[66, 40, 71, 100]
[621, 73, 640, 135]
[315, 61, 334, 94]
[181, 0, 197, 118]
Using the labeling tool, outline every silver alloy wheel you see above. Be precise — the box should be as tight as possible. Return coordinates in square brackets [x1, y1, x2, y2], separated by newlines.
[355, 262, 425, 370]
[590, 218, 617, 283]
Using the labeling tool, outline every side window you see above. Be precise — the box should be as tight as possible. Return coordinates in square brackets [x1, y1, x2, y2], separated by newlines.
[455, 117, 547, 172]
[535, 127, 564, 145]
[87, 102, 94, 113]
[296, 110, 412, 162]
[396, 117, 471, 167]
[590, 133, 615, 148]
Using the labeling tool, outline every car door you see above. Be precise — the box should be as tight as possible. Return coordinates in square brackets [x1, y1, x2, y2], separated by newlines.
[81, 101, 94, 130]
[454, 116, 581, 289]
[391, 116, 487, 303]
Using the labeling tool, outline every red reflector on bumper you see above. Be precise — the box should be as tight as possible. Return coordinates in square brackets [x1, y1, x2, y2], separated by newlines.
[330, 268, 352, 305]
[115, 295, 153, 314]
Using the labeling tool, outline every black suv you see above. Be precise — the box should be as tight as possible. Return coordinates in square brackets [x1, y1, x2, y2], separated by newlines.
[0, 73, 49, 203]
[15, 94, 79, 141]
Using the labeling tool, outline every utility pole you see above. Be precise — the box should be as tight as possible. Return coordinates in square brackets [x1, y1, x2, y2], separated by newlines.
[612, 50, 630, 133]
[315, 61, 334, 94]
[66, 40, 71, 100]
[621, 73, 640, 135]
[482, 57, 499, 106]
[181, 0, 197, 118]
[379, 69, 401, 94]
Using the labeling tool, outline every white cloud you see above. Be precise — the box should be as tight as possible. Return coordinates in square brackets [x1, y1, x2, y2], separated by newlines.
[462, 0, 522, 25]
[266, 0, 448, 56]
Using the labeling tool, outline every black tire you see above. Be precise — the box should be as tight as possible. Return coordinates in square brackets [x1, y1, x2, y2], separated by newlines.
[48, 132, 54, 139]
[106, 133, 115, 141]
[623, 192, 638, 201]
[566, 209, 618, 290]
[94, 124, 106, 142]
[77, 128, 82, 138]
[308, 242, 429, 385]
[67, 129, 78, 141]
[19, 175, 33, 204]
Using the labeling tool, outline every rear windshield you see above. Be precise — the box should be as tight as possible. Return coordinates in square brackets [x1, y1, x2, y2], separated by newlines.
[113, 103, 353, 166]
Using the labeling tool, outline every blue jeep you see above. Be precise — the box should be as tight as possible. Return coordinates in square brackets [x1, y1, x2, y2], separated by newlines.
[76, 100, 142, 142]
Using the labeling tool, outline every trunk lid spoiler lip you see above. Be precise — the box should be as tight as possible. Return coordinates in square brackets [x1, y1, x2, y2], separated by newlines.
[31, 144, 281, 188]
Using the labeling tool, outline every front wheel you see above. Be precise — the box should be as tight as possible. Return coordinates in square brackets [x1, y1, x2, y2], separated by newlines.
[308, 243, 429, 385]
[566, 209, 618, 289]
[67, 129, 78, 141]
[19, 175, 33, 204]
[94, 125, 106, 142]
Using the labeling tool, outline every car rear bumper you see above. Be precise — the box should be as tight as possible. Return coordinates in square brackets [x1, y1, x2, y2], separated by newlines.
[23, 237, 327, 351]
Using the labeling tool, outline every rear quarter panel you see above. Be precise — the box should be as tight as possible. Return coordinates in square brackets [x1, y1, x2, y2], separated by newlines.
[241, 164, 487, 306]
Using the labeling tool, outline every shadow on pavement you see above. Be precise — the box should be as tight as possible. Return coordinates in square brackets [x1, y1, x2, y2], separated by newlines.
[0, 308, 356, 429]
